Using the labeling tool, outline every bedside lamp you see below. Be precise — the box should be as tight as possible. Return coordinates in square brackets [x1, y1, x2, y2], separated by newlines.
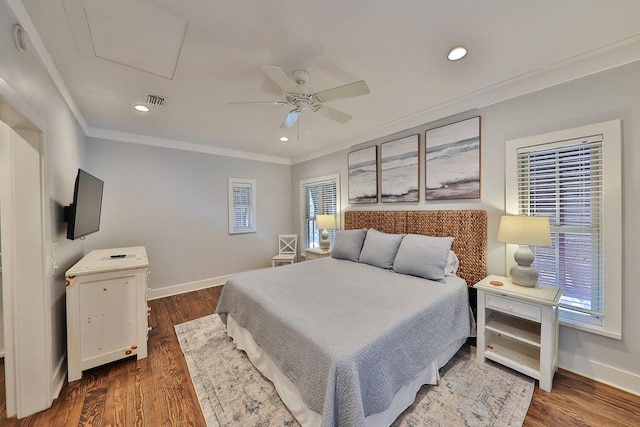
[316, 214, 336, 251]
[497, 215, 551, 287]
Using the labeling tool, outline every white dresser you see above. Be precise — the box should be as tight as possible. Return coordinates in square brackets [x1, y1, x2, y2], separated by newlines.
[65, 246, 150, 382]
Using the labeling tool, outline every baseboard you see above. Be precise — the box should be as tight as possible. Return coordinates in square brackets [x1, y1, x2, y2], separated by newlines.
[147, 275, 230, 300]
[51, 356, 66, 401]
[559, 350, 640, 396]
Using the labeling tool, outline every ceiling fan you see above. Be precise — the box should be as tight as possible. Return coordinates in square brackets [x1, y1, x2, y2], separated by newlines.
[230, 66, 370, 128]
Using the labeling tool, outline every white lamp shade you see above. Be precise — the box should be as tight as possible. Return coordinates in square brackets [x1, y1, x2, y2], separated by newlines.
[316, 214, 336, 230]
[497, 215, 551, 246]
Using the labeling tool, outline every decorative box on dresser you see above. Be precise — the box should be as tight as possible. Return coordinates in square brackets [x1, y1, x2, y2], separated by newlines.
[65, 246, 150, 382]
[474, 274, 562, 392]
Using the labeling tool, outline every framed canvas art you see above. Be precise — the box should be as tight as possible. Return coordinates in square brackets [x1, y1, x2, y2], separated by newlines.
[425, 116, 481, 200]
[348, 146, 378, 203]
[380, 134, 419, 202]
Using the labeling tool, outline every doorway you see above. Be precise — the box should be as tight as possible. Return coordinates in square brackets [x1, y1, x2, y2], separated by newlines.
[0, 95, 51, 418]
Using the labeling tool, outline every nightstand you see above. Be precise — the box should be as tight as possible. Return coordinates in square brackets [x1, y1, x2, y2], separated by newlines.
[474, 274, 562, 392]
[305, 248, 332, 260]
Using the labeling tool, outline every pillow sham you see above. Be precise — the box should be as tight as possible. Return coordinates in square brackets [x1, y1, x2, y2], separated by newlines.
[358, 229, 404, 269]
[331, 229, 367, 262]
[393, 234, 454, 282]
[445, 250, 460, 277]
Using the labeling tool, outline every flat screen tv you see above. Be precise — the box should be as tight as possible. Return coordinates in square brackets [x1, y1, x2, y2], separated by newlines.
[65, 169, 104, 240]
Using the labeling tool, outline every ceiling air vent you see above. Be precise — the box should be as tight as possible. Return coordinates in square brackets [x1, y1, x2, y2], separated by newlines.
[146, 94, 166, 107]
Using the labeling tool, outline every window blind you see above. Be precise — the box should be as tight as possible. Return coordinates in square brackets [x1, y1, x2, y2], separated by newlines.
[516, 135, 604, 318]
[301, 177, 338, 249]
[228, 178, 256, 234]
[232, 183, 253, 231]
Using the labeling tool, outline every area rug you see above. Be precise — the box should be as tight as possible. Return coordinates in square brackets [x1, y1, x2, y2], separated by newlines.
[175, 314, 534, 427]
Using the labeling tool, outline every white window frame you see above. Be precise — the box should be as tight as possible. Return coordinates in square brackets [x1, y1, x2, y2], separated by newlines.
[299, 173, 340, 252]
[505, 120, 622, 339]
[228, 178, 257, 234]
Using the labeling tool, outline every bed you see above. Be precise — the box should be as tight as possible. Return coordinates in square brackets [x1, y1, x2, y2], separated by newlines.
[216, 210, 487, 426]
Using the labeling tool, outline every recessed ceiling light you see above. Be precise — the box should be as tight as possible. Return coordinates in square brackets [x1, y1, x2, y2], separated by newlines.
[279, 136, 289, 142]
[134, 104, 150, 112]
[447, 46, 467, 61]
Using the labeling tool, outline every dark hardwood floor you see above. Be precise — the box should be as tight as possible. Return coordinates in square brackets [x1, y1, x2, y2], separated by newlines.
[1, 286, 638, 426]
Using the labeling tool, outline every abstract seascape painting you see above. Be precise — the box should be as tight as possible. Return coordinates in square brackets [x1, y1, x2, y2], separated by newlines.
[425, 116, 481, 200]
[381, 134, 419, 202]
[348, 145, 378, 203]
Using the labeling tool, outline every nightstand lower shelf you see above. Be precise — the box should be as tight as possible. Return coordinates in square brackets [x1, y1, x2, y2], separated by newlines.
[485, 334, 541, 379]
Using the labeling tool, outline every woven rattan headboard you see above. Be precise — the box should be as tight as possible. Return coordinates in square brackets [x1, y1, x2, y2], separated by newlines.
[344, 210, 487, 286]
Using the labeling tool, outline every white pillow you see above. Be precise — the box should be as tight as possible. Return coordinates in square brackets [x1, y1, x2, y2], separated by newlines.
[445, 250, 460, 276]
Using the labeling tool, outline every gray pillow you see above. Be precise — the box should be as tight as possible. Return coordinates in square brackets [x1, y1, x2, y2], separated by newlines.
[393, 234, 454, 282]
[358, 229, 404, 269]
[331, 229, 367, 262]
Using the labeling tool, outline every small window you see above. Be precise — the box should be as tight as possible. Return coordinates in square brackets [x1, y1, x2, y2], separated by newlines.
[228, 178, 256, 234]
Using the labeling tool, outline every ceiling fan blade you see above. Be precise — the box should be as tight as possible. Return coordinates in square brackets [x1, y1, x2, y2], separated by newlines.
[228, 101, 288, 106]
[261, 65, 299, 93]
[314, 80, 370, 103]
[281, 110, 300, 128]
[315, 105, 352, 124]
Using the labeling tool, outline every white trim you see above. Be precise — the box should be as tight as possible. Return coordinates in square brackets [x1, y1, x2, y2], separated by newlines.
[146, 276, 228, 300]
[88, 127, 291, 165]
[0, 122, 51, 417]
[505, 120, 622, 339]
[1, 75, 58, 417]
[559, 348, 640, 397]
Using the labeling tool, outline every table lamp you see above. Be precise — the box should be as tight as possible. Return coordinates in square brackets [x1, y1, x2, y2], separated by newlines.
[497, 215, 551, 287]
[316, 214, 336, 250]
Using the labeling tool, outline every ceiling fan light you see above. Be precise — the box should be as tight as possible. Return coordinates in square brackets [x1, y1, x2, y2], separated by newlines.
[447, 46, 467, 61]
[279, 136, 289, 142]
[134, 104, 150, 112]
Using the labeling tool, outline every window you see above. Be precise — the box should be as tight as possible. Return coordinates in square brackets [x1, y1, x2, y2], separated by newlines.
[505, 120, 621, 338]
[228, 178, 256, 234]
[300, 174, 340, 250]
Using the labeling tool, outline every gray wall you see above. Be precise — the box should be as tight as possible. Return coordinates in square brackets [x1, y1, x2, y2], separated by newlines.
[292, 60, 640, 393]
[86, 138, 292, 294]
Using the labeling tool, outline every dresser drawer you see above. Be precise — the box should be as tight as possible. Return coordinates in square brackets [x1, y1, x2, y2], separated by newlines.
[485, 294, 541, 322]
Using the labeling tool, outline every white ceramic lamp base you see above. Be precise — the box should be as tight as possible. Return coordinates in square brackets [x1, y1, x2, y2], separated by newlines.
[510, 245, 539, 287]
[319, 229, 330, 250]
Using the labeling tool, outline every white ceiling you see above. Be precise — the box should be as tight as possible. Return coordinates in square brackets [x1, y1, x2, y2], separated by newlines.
[20, 0, 640, 162]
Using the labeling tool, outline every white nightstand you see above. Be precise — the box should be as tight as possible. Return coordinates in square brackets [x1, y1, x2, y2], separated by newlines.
[474, 274, 562, 392]
[305, 248, 332, 260]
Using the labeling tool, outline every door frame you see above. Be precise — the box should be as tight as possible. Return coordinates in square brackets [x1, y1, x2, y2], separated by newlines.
[0, 78, 53, 418]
